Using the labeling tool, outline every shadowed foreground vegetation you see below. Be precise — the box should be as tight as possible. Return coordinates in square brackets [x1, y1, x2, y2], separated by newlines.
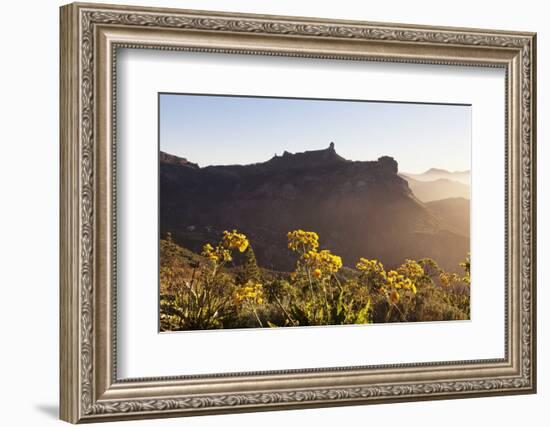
[160, 230, 470, 331]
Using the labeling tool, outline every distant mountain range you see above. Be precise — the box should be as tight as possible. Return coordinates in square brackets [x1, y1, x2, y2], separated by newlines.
[399, 168, 470, 203]
[160, 144, 469, 272]
[400, 175, 469, 203]
[402, 168, 470, 185]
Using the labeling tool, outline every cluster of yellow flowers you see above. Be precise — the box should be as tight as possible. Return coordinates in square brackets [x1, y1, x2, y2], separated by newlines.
[303, 249, 343, 278]
[287, 230, 342, 278]
[233, 281, 264, 305]
[356, 258, 386, 275]
[162, 226, 471, 330]
[287, 230, 320, 252]
[439, 271, 461, 286]
[222, 230, 249, 253]
[356, 258, 419, 305]
[201, 242, 232, 263]
[385, 270, 417, 294]
[397, 259, 424, 281]
[201, 230, 250, 264]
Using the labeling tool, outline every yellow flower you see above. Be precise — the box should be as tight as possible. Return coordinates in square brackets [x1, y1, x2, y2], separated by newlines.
[397, 259, 424, 280]
[287, 230, 319, 252]
[386, 270, 399, 285]
[201, 243, 213, 255]
[318, 250, 342, 273]
[439, 272, 460, 286]
[389, 289, 400, 304]
[385, 270, 417, 297]
[303, 249, 342, 275]
[233, 281, 264, 305]
[220, 248, 232, 262]
[356, 258, 385, 274]
[402, 278, 413, 290]
[201, 243, 219, 262]
[201, 242, 232, 263]
[313, 268, 322, 278]
[222, 230, 249, 252]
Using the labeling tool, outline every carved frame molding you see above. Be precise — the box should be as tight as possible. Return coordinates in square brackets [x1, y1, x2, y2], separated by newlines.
[60, 2, 536, 423]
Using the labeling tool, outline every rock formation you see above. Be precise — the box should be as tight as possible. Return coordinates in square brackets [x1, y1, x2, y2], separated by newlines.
[160, 144, 469, 271]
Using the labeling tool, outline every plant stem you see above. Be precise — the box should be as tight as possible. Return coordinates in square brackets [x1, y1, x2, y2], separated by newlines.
[252, 307, 263, 327]
[274, 295, 298, 326]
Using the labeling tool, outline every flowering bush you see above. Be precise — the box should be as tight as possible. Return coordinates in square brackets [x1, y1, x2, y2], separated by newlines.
[160, 230, 470, 330]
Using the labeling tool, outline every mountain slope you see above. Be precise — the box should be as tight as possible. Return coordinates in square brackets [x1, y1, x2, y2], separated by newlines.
[425, 197, 470, 238]
[160, 145, 469, 271]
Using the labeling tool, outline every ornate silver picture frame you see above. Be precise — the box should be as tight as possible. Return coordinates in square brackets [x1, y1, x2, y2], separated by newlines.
[60, 2, 536, 423]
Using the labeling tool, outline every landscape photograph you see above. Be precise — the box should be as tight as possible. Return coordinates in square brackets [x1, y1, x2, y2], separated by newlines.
[159, 93, 471, 331]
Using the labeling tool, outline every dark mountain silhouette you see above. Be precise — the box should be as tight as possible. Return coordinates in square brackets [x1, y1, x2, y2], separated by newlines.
[159, 151, 199, 168]
[160, 144, 469, 272]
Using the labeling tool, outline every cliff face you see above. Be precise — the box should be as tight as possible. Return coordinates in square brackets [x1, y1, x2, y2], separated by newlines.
[160, 145, 469, 271]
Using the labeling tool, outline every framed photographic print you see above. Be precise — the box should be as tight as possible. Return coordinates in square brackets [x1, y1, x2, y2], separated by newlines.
[60, 2, 537, 423]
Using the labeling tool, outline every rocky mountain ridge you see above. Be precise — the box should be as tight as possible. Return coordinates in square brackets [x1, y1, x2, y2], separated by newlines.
[160, 144, 469, 271]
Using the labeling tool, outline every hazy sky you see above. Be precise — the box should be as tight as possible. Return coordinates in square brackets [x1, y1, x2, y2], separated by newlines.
[159, 93, 471, 174]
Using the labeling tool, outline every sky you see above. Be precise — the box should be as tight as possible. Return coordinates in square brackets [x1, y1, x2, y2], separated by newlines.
[159, 93, 471, 174]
